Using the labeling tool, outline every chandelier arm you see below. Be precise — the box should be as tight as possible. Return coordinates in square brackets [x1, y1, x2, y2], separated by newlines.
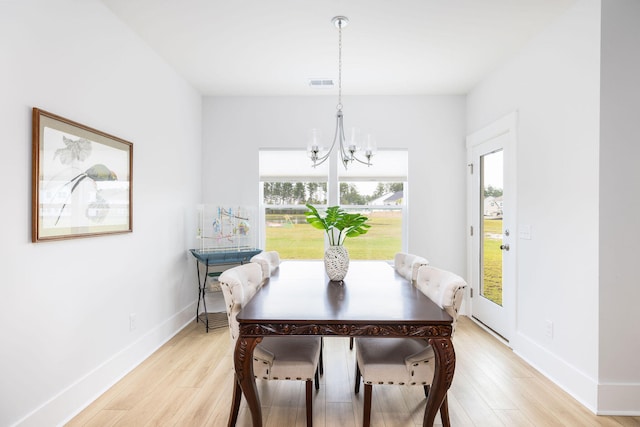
[350, 153, 373, 166]
[311, 110, 342, 167]
[312, 147, 331, 166]
[338, 124, 353, 169]
[335, 110, 348, 168]
[312, 152, 330, 167]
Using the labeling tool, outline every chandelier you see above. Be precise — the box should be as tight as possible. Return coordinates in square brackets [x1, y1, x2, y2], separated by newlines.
[307, 16, 376, 169]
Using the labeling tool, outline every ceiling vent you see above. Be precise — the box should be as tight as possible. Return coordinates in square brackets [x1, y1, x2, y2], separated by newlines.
[308, 78, 334, 89]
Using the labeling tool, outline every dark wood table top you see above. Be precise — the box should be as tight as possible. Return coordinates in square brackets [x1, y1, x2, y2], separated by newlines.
[237, 260, 452, 333]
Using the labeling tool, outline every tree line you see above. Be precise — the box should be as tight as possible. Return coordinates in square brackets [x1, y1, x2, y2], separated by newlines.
[263, 182, 403, 205]
[484, 185, 503, 198]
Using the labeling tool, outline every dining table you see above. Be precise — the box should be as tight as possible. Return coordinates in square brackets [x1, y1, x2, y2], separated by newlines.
[233, 260, 456, 427]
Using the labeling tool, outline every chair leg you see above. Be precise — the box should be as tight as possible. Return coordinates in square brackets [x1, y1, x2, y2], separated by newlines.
[354, 362, 361, 394]
[363, 383, 372, 427]
[319, 337, 324, 376]
[315, 367, 320, 390]
[305, 379, 313, 427]
[228, 375, 242, 427]
[439, 393, 450, 427]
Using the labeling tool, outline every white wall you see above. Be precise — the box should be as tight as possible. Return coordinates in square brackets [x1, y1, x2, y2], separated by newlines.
[467, 0, 602, 411]
[202, 95, 467, 274]
[598, 0, 640, 413]
[0, 1, 202, 425]
[469, 0, 640, 414]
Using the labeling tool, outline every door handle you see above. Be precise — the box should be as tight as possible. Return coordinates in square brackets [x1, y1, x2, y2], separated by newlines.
[500, 244, 510, 251]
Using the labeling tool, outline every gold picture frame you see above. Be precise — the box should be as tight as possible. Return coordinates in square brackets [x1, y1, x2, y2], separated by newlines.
[32, 108, 133, 242]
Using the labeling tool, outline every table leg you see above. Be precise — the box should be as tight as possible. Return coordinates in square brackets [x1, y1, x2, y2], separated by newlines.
[227, 374, 242, 427]
[424, 337, 455, 427]
[233, 336, 262, 427]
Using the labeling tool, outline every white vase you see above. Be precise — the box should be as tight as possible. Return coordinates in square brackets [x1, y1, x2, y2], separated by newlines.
[324, 245, 350, 281]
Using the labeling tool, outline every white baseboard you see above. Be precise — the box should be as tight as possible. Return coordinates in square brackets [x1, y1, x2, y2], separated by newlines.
[464, 318, 640, 415]
[510, 331, 599, 413]
[597, 382, 640, 415]
[14, 302, 197, 427]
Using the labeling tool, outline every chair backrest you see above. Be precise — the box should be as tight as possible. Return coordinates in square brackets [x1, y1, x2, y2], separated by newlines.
[415, 265, 467, 334]
[250, 251, 281, 282]
[218, 262, 264, 342]
[394, 252, 429, 282]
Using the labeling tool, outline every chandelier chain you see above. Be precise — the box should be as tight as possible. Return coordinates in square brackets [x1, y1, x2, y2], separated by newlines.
[337, 19, 342, 111]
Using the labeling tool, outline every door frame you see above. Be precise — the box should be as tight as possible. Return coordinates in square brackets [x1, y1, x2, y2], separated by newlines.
[466, 111, 518, 344]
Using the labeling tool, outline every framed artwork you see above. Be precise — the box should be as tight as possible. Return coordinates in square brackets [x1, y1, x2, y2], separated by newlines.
[32, 108, 133, 242]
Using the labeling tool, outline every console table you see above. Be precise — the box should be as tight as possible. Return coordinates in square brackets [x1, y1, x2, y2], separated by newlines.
[189, 248, 262, 332]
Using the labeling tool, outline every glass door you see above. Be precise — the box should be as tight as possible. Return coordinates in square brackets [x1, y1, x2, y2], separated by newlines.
[480, 149, 504, 308]
[467, 113, 517, 342]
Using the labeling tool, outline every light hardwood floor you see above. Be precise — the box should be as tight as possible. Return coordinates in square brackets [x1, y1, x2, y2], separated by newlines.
[67, 316, 640, 426]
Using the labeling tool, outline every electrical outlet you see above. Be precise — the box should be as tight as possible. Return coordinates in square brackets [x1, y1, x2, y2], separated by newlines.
[545, 320, 553, 338]
[519, 224, 532, 240]
[129, 313, 137, 331]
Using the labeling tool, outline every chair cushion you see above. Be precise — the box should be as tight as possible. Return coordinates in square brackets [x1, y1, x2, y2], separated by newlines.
[355, 338, 434, 385]
[255, 336, 321, 381]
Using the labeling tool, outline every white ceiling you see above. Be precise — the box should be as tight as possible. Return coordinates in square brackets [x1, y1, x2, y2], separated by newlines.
[100, 0, 576, 96]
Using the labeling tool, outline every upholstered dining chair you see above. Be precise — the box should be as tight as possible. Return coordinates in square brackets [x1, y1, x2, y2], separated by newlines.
[218, 262, 322, 427]
[394, 252, 429, 282]
[348, 252, 429, 350]
[249, 250, 324, 375]
[250, 250, 281, 283]
[353, 265, 467, 427]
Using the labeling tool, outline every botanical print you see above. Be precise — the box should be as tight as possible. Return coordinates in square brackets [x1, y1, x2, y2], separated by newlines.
[53, 161, 118, 225]
[54, 135, 92, 164]
[33, 109, 132, 241]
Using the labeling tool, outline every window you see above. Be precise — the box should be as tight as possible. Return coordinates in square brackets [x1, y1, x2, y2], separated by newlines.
[338, 150, 407, 260]
[259, 150, 327, 259]
[259, 149, 408, 260]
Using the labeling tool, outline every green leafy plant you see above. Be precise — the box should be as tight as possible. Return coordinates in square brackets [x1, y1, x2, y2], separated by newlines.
[304, 204, 371, 246]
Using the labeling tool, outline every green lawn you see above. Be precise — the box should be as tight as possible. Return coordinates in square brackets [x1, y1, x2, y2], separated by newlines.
[267, 214, 503, 305]
[265, 211, 402, 260]
[483, 218, 503, 306]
